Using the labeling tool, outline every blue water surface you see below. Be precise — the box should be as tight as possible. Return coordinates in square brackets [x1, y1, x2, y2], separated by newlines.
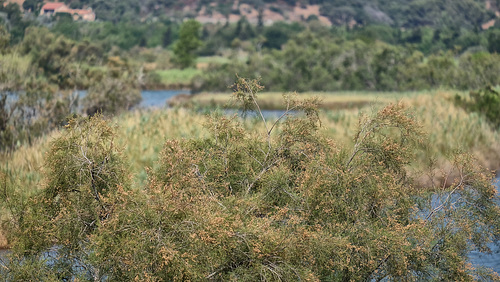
[139, 89, 190, 108]
[76, 89, 190, 109]
[468, 177, 500, 275]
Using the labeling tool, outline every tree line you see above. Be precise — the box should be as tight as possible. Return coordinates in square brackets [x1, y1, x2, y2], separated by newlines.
[194, 29, 500, 92]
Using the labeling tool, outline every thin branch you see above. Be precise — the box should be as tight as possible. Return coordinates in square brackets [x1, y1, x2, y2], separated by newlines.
[267, 99, 297, 136]
[425, 176, 464, 221]
[246, 157, 282, 194]
[241, 78, 269, 135]
[366, 254, 390, 281]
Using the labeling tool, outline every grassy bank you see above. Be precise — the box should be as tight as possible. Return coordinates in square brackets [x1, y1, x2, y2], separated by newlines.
[168, 90, 426, 110]
[144, 56, 228, 90]
[147, 68, 202, 89]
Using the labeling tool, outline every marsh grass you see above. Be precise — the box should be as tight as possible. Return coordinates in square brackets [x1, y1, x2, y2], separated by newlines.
[154, 68, 202, 87]
[325, 91, 499, 160]
[196, 56, 230, 65]
[404, 92, 500, 174]
[0, 53, 31, 77]
[175, 90, 426, 110]
[115, 108, 210, 185]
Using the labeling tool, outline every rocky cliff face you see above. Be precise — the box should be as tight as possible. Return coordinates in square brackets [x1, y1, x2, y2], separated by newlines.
[166, 0, 499, 29]
[181, 1, 332, 26]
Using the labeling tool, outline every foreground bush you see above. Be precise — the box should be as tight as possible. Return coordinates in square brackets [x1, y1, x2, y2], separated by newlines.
[1, 78, 499, 280]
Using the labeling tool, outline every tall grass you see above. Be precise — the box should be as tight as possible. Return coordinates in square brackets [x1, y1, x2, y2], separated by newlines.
[402, 91, 500, 171]
[319, 90, 500, 185]
[154, 68, 202, 86]
[176, 91, 423, 110]
[0, 53, 31, 78]
[115, 108, 210, 185]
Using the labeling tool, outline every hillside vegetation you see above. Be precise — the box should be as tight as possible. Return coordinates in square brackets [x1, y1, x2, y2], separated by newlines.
[52, 0, 497, 30]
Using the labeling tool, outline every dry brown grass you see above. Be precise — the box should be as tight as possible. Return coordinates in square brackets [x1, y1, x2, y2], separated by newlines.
[0, 231, 7, 249]
[170, 91, 412, 110]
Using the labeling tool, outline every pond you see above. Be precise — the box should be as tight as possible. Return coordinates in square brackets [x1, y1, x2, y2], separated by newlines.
[76, 89, 190, 109]
[138, 89, 190, 108]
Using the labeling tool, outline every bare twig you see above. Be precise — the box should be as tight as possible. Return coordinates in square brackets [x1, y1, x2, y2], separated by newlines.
[425, 175, 464, 221]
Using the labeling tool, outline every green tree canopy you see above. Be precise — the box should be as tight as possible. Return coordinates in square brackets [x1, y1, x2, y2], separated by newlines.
[22, 0, 43, 13]
[173, 19, 202, 68]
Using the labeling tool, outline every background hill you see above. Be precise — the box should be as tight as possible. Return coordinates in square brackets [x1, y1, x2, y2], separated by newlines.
[4, 0, 496, 29]
[51, 0, 499, 29]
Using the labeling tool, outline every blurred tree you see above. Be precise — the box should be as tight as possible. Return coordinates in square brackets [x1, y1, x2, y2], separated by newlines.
[0, 25, 10, 54]
[52, 15, 81, 41]
[234, 16, 255, 40]
[173, 19, 202, 68]
[22, 0, 43, 13]
[487, 29, 500, 53]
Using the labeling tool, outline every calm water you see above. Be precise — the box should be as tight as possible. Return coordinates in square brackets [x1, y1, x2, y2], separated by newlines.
[76, 89, 190, 109]
[138, 90, 190, 108]
[468, 177, 500, 274]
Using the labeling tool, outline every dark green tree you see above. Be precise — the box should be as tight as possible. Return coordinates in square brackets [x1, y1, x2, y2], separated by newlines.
[173, 19, 202, 68]
[22, 0, 43, 13]
[0, 25, 10, 54]
[456, 86, 500, 128]
[162, 25, 173, 47]
[487, 29, 500, 53]
[52, 15, 81, 41]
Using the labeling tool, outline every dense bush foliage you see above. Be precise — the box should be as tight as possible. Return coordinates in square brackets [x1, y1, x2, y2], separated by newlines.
[0, 26, 143, 152]
[194, 31, 500, 92]
[83, 56, 142, 116]
[1, 78, 499, 280]
[456, 86, 500, 128]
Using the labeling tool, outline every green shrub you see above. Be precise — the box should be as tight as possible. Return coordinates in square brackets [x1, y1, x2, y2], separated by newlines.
[456, 86, 500, 128]
[84, 77, 142, 116]
[2, 78, 500, 280]
[1, 114, 131, 280]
